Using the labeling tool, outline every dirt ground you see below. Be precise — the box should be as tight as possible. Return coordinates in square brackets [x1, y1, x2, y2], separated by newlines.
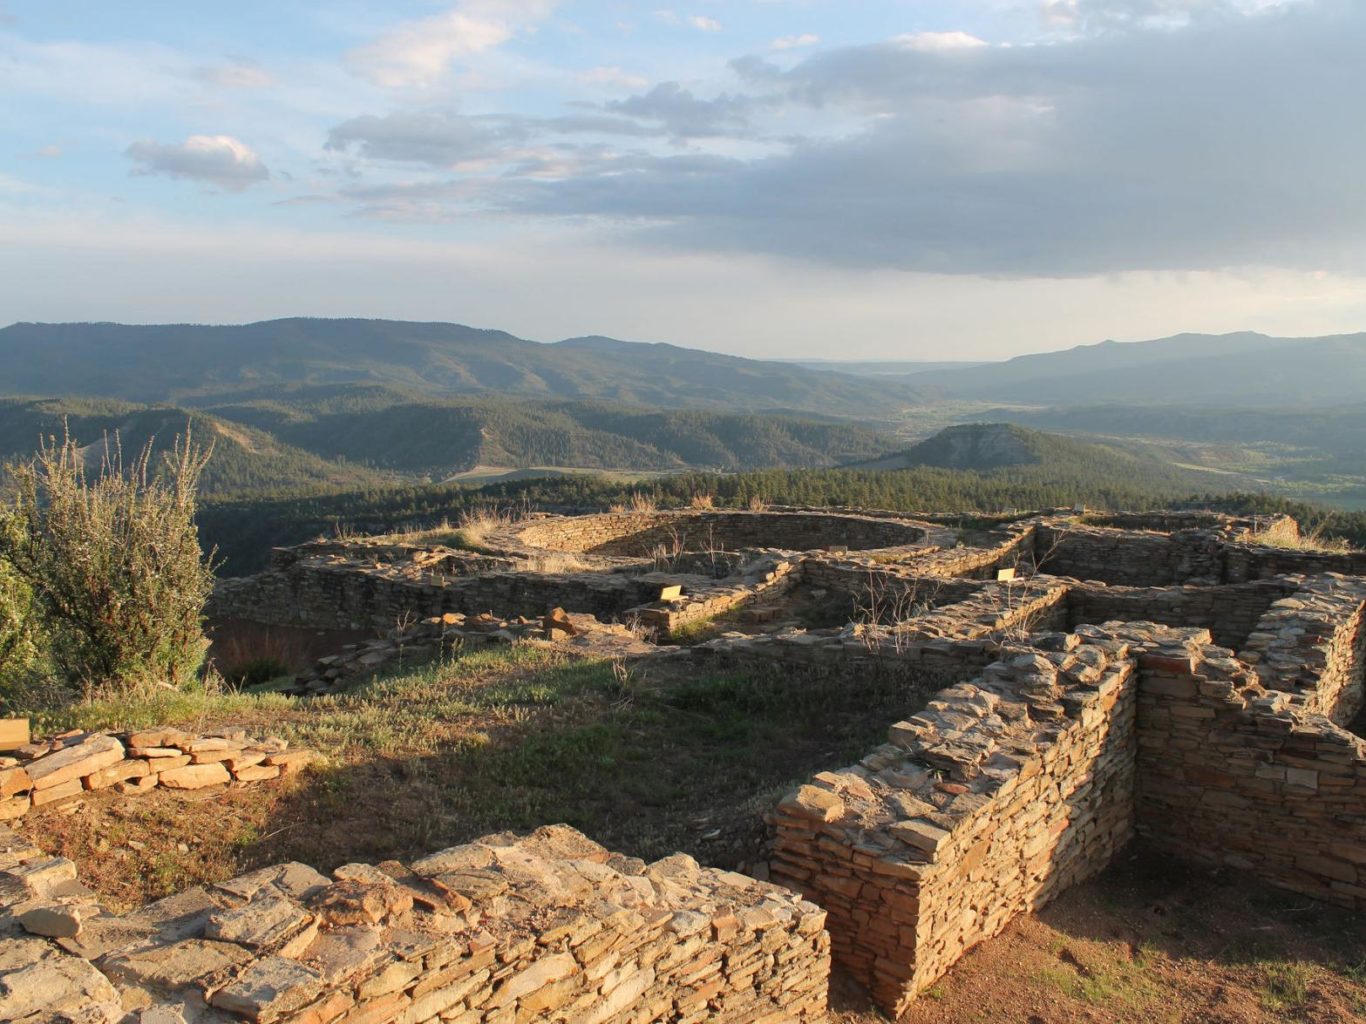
[829, 846, 1366, 1024]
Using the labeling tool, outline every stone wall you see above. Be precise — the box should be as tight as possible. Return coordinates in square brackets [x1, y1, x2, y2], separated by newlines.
[769, 630, 1139, 1015]
[1133, 633, 1366, 912]
[210, 558, 693, 632]
[0, 728, 314, 822]
[1040, 519, 1366, 587]
[1238, 574, 1366, 723]
[508, 510, 928, 558]
[1065, 579, 1295, 650]
[2, 824, 830, 1024]
[1037, 524, 1225, 586]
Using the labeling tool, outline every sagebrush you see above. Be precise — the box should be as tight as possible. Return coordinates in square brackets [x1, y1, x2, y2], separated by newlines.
[0, 428, 216, 698]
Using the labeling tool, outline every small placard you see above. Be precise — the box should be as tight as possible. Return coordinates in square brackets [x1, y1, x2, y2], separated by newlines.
[659, 585, 684, 601]
[996, 567, 1017, 582]
[0, 719, 30, 751]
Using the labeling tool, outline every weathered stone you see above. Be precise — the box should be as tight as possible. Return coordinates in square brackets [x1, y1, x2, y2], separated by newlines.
[157, 763, 232, 790]
[210, 956, 324, 1021]
[205, 895, 312, 949]
[25, 735, 125, 790]
[0, 955, 119, 1019]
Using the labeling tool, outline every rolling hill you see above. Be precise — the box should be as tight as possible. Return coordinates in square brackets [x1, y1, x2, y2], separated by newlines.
[0, 319, 928, 417]
[849, 423, 1236, 492]
[0, 398, 393, 496]
[204, 389, 896, 476]
[0, 393, 900, 496]
[906, 331, 1366, 405]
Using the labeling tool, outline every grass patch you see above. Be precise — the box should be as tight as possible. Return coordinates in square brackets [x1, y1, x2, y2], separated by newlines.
[1258, 960, 1314, 1013]
[1035, 940, 1166, 1014]
[26, 644, 944, 909]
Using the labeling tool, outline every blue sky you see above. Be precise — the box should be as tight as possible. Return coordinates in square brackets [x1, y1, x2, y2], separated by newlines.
[2, 0, 1363, 359]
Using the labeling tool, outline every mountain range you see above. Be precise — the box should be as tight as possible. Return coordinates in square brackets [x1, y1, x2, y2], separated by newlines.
[6, 320, 1365, 413]
[902, 331, 1366, 406]
[0, 319, 924, 418]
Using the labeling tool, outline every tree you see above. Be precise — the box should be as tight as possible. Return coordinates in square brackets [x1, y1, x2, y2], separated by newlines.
[1, 427, 216, 697]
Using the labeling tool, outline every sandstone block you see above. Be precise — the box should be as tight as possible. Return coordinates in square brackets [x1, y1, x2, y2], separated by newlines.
[0, 765, 31, 798]
[84, 759, 152, 790]
[0, 793, 29, 820]
[19, 902, 93, 938]
[25, 734, 124, 790]
[211, 955, 325, 1022]
[234, 764, 283, 783]
[30, 777, 84, 806]
[158, 763, 231, 790]
[778, 786, 844, 823]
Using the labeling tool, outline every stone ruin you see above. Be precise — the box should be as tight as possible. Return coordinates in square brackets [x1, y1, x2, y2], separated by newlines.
[8, 506, 1366, 1022]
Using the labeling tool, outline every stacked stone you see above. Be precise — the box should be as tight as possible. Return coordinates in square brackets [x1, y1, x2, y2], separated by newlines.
[210, 551, 708, 634]
[0, 729, 315, 821]
[769, 629, 1142, 1016]
[1036, 523, 1227, 586]
[1133, 630, 1366, 913]
[289, 613, 654, 696]
[632, 557, 800, 638]
[1, 824, 830, 1024]
[1066, 577, 1299, 650]
[1237, 573, 1366, 722]
[505, 509, 929, 560]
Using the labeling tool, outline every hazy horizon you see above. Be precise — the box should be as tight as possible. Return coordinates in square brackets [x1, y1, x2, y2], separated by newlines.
[3, 1, 1363, 360]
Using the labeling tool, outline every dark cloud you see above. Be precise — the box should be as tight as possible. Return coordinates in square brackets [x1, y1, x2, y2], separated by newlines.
[125, 134, 269, 191]
[326, 111, 520, 166]
[603, 82, 756, 138]
[499, 2, 1366, 275]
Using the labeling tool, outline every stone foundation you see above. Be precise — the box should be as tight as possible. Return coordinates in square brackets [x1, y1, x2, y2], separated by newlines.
[1, 825, 829, 1024]
[1, 728, 315, 822]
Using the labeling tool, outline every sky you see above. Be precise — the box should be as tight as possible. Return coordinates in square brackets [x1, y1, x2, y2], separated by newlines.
[1, 0, 1363, 361]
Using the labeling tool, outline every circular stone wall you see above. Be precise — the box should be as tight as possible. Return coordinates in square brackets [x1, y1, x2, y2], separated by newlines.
[510, 510, 928, 558]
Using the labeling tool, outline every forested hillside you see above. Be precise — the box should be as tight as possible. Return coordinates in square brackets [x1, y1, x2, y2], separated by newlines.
[0, 319, 927, 416]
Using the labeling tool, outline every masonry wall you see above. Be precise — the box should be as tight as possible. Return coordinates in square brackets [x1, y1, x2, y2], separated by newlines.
[210, 563, 685, 631]
[1238, 575, 1366, 723]
[3, 825, 830, 1024]
[512, 510, 927, 557]
[769, 635, 1140, 1016]
[1037, 525, 1224, 585]
[1134, 644, 1366, 911]
[1066, 579, 1294, 650]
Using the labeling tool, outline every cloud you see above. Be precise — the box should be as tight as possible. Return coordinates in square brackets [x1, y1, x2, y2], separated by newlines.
[192, 58, 274, 89]
[491, 3, 1366, 277]
[688, 15, 722, 32]
[1040, 0, 1309, 31]
[346, 1, 555, 88]
[891, 31, 988, 51]
[771, 34, 819, 51]
[604, 82, 754, 138]
[125, 135, 269, 191]
[578, 66, 649, 90]
[326, 111, 517, 166]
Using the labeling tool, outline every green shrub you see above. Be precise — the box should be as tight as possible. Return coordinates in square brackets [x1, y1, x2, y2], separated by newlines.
[0, 427, 216, 698]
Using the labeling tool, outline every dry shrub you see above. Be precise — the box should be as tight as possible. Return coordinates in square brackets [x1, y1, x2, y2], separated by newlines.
[1, 428, 215, 697]
[689, 493, 716, 510]
[456, 506, 519, 547]
[747, 495, 769, 512]
[629, 493, 658, 513]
